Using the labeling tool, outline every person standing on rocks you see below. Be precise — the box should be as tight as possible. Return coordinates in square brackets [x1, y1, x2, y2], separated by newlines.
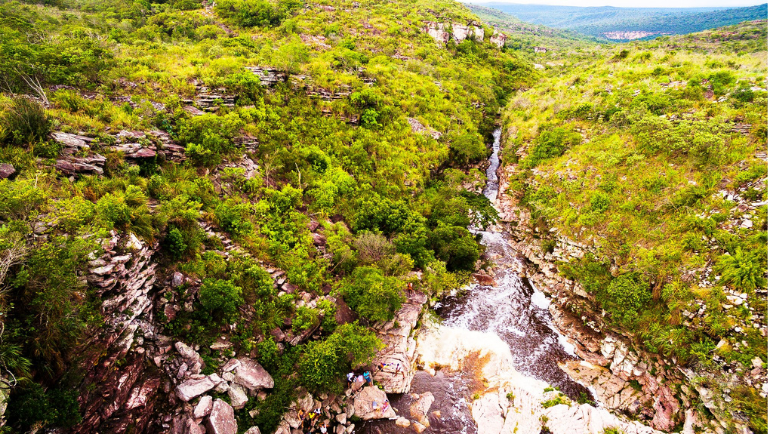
[394, 362, 404, 377]
[363, 370, 373, 386]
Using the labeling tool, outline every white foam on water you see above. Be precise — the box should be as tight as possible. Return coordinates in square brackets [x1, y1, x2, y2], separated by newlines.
[558, 334, 577, 357]
[530, 290, 550, 310]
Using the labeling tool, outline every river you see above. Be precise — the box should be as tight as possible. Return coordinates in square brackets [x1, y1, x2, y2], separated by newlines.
[361, 128, 590, 434]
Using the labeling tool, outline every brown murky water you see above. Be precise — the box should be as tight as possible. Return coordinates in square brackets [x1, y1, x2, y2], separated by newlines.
[360, 129, 590, 433]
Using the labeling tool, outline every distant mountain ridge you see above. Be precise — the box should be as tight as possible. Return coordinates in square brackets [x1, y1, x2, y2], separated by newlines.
[469, 2, 768, 40]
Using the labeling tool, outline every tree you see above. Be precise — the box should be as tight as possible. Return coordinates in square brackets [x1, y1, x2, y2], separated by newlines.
[298, 322, 381, 393]
[337, 266, 404, 323]
[449, 132, 487, 167]
[427, 224, 481, 272]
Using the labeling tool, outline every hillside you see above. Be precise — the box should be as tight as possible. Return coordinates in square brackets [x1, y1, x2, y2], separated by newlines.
[0, 0, 766, 434]
[467, 4, 598, 55]
[0, 0, 532, 432]
[472, 2, 768, 40]
[500, 19, 767, 433]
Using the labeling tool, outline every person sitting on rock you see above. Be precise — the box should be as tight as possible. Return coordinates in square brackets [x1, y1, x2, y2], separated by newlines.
[407, 282, 413, 297]
[381, 398, 390, 414]
[319, 422, 328, 434]
[363, 370, 373, 386]
[372, 400, 379, 416]
[298, 409, 306, 427]
[347, 371, 355, 387]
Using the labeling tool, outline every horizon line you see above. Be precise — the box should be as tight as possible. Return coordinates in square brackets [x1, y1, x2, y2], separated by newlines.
[463, 1, 768, 8]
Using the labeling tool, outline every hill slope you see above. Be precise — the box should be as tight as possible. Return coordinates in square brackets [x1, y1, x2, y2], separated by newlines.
[0, 0, 532, 432]
[501, 20, 767, 433]
[472, 2, 768, 40]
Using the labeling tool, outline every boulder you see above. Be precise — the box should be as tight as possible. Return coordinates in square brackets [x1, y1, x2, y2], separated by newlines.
[206, 399, 237, 434]
[352, 386, 396, 420]
[410, 392, 434, 425]
[172, 272, 185, 288]
[395, 417, 410, 427]
[244, 428, 261, 434]
[0, 163, 15, 179]
[228, 383, 249, 409]
[176, 377, 217, 402]
[173, 416, 205, 434]
[233, 358, 274, 392]
[194, 396, 213, 418]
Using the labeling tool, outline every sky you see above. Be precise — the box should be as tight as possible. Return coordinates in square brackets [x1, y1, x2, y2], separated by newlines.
[462, 0, 766, 7]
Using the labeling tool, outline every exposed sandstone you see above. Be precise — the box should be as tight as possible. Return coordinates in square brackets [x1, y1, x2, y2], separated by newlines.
[352, 386, 397, 420]
[371, 292, 427, 393]
[205, 399, 237, 434]
[176, 376, 218, 402]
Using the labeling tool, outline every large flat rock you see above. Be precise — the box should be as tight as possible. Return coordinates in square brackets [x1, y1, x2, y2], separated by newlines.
[353, 386, 397, 420]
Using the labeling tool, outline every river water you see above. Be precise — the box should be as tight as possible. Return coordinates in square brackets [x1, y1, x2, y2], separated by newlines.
[361, 128, 588, 433]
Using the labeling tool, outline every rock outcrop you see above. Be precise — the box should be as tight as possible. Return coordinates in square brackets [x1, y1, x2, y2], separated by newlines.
[490, 30, 507, 48]
[353, 386, 397, 420]
[72, 232, 163, 433]
[245, 66, 287, 86]
[371, 291, 428, 393]
[423, 21, 449, 44]
[423, 20, 500, 47]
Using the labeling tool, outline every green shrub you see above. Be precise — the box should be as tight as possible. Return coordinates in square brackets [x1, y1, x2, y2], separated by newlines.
[166, 227, 188, 259]
[256, 337, 281, 372]
[298, 322, 381, 393]
[177, 113, 245, 166]
[7, 383, 81, 431]
[0, 98, 51, 146]
[589, 192, 610, 213]
[523, 126, 581, 168]
[428, 224, 481, 272]
[337, 266, 404, 323]
[449, 132, 487, 166]
[352, 196, 410, 236]
[199, 278, 244, 324]
[215, 0, 300, 28]
[716, 249, 766, 292]
[13, 235, 96, 376]
[602, 274, 651, 326]
[215, 199, 254, 237]
[0, 177, 48, 220]
[292, 306, 319, 333]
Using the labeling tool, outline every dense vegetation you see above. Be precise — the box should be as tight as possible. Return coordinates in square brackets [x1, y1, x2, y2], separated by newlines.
[478, 2, 768, 40]
[0, 0, 534, 431]
[503, 20, 767, 431]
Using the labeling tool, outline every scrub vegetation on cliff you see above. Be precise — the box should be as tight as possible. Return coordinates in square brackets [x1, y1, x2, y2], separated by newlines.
[0, 0, 533, 432]
[503, 20, 767, 432]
